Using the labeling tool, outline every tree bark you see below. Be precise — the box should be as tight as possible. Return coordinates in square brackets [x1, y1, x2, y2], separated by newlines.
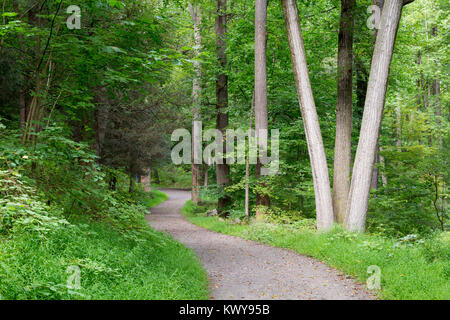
[254, 0, 270, 219]
[203, 165, 208, 186]
[245, 91, 255, 221]
[371, 146, 379, 190]
[345, 0, 413, 232]
[152, 168, 160, 185]
[189, 2, 202, 204]
[282, 0, 334, 231]
[12, 0, 27, 129]
[332, 0, 355, 224]
[215, 0, 231, 216]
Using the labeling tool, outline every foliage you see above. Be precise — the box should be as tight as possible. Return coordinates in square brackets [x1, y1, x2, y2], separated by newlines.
[0, 128, 208, 300]
[183, 201, 449, 300]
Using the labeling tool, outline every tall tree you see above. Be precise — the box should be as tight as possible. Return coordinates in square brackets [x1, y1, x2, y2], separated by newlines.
[215, 0, 231, 215]
[332, 0, 355, 223]
[345, 0, 415, 232]
[189, 2, 202, 204]
[254, 0, 270, 218]
[282, 0, 334, 231]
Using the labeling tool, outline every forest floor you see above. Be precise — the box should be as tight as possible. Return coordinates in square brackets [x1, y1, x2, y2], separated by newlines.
[146, 189, 375, 300]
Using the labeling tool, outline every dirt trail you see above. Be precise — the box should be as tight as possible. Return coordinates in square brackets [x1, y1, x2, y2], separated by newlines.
[146, 189, 374, 300]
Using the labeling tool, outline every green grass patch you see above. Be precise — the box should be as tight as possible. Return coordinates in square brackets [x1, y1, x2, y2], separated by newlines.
[182, 200, 449, 300]
[0, 171, 208, 300]
[144, 189, 169, 209]
[0, 214, 208, 300]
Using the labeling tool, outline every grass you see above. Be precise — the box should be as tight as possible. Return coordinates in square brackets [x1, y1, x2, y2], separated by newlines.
[0, 191, 209, 300]
[182, 200, 449, 300]
[144, 188, 169, 208]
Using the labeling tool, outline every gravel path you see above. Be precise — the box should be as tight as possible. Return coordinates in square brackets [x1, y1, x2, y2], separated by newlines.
[146, 189, 374, 300]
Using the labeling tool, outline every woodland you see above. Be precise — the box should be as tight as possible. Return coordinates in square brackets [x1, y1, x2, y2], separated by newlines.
[0, 0, 448, 300]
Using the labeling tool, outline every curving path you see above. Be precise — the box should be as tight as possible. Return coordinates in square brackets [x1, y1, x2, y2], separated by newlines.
[145, 189, 374, 300]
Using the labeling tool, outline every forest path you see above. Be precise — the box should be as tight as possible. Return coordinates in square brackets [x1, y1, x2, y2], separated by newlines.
[146, 189, 374, 300]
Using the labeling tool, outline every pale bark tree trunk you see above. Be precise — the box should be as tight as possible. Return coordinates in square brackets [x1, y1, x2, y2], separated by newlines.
[254, 0, 270, 219]
[333, 0, 355, 224]
[345, 0, 414, 232]
[245, 91, 255, 221]
[282, 0, 334, 231]
[189, 2, 202, 204]
[372, 0, 385, 38]
[215, 0, 231, 216]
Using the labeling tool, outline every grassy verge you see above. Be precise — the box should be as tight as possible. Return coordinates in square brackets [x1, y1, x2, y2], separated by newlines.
[0, 183, 208, 300]
[144, 188, 169, 209]
[182, 200, 449, 300]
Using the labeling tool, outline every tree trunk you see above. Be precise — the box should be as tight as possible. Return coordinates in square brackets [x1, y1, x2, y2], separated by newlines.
[379, 146, 388, 187]
[152, 168, 160, 185]
[22, 3, 42, 144]
[95, 98, 109, 158]
[129, 174, 135, 193]
[371, 147, 379, 190]
[431, 26, 442, 147]
[345, 0, 414, 232]
[332, 0, 355, 224]
[13, 0, 27, 129]
[254, 0, 270, 219]
[245, 91, 255, 221]
[282, 0, 334, 231]
[189, 2, 202, 204]
[215, 0, 231, 216]
[203, 165, 208, 186]
[396, 98, 402, 149]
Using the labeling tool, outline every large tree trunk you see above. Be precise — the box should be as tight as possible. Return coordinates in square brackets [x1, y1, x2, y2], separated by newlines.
[332, 0, 355, 224]
[254, 0, 270, 219]
[282, 0, 334, 231]
[189, 2, 202, 204]
[345, 0, 414, 232]
[215, 0, 231, 216]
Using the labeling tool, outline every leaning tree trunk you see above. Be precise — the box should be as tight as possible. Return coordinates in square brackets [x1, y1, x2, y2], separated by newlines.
[345, 0, 415, 232]
[332, 0, 355, 224]
[282, 0, 334, 231]
[254, 0, 270, 219]
[189, 2, 202, 204]
[215, 0, 231, 216]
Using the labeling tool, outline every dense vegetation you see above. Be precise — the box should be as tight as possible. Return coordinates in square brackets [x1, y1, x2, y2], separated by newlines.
[0, 0, 448, 300]
[0, 130, 207, 299]
[183, 200, 449, 299]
